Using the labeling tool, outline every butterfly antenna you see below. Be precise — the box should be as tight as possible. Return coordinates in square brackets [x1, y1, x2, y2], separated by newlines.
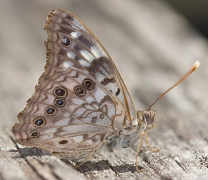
[148, 61, 200, 110]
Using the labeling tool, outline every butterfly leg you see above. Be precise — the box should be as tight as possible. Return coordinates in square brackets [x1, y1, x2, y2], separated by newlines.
[135, 131, 144, 172]
[147, 123, 155, 130]
[75, 134, 108, 169]
[145, 131, 160, 152]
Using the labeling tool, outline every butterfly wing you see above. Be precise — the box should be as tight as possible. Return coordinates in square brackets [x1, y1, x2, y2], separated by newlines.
[13, 67, 126, 159]
[44, 9, 136, 123]
[12, 9, 136, 160]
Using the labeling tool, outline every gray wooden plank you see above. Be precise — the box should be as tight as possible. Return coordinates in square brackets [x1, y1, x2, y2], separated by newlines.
[0, 129, 85, 180]
[0, 129, 40, 180]
[0, 0, 208, 179]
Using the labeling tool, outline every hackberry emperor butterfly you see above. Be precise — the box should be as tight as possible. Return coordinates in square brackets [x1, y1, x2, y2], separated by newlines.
[12, 9, 200, 171]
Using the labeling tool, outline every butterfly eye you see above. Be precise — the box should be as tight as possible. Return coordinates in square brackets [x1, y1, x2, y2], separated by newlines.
[30, 131, 40, 138]
[45, 107, 57, 115]
[54, 87, 67, 97]
[61, 37, 71, 46]
[33, 118, 46, 127]
[55, 99, 66, 107]
[74, 86, 86, 97]
[83, 79, 95, 90]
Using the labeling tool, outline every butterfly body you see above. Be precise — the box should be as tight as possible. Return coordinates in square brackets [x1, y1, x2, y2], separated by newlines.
[106, 120, 147, 151]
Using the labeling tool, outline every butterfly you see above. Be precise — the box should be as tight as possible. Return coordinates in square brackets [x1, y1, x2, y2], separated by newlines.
[12, 9, 200, 172]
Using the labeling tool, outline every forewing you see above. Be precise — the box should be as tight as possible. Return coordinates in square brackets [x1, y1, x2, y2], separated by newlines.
[44, 9, 136, 122]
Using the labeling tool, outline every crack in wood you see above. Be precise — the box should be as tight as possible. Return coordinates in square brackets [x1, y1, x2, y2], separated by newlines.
[9, 135, 47, 180]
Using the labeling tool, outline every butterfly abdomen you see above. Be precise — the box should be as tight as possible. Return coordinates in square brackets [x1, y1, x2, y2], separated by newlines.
[106, 122, 147, 151]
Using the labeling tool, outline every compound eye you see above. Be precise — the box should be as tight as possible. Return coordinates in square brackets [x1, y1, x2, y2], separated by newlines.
[144, 111, 154, 125]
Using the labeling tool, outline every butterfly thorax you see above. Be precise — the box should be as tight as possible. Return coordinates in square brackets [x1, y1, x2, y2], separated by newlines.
[105, 109, 155, 151]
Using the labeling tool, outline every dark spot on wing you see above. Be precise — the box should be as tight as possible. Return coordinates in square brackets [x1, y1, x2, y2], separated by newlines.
[54, 87, 67, 97]
[30, 131, 40, 138]
[100, 113, 104, 119]
[59, 140, 68, 144]
[61, 37, 71, 46]
[45, 107, 57, 115]
[74, 86, 86, 97]
[101, 78, 115, 85]
[70, 71, 79, 78]
[64, 15, 74, 22]
[33, 118, 46, 127]
[55, 99, 66, 107]
[83, 79, 95, 90]
[116, 88, 120, 96]
[91, 117, 97, 123]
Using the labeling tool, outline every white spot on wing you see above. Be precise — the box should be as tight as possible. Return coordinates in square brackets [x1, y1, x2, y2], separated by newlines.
[71, 98, 85, 105]
[85, 104, 95, 110]
[91, 46, 102, 58]
[95, 72, 104, 82]
[64, 113, 71, 117]
[74, 107, 86, 117]
[73, 136, 83, 143]
[86, 139, 94, 145]
[54, 119, 70, 126]
[79, 59, 91, 67]
[67, 51, 75, 59]
[92, 103, 99, 110]
[85, 96, 94, 104]
[63, 61, 73, 68]
[44, 128, 57, 134]
[94, 88, 106, 103]
[71, 31, 81, 39]
[80, 50, 94, 62]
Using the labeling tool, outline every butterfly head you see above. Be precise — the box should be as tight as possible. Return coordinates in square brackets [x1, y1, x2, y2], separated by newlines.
[137, 110, 156, 128]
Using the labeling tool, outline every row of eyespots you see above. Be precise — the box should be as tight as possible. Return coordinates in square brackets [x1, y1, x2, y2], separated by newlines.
[30, 87, 68, 138]
[44, 86, 68, 116]
[30, 78, 95, 138]
[74, 78, 95, 97]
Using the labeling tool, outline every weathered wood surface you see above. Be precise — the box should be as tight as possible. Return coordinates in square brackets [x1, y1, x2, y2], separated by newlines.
[0, 0, 208, 179]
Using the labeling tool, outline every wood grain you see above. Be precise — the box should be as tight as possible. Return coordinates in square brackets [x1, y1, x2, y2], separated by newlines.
[0, 0, 207, 179]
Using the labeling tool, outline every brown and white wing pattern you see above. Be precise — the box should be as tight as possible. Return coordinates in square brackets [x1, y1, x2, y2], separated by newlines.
[44, 9, 136, 123]
[13, 67, 126, 160]
[12, 9, 136, 160]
